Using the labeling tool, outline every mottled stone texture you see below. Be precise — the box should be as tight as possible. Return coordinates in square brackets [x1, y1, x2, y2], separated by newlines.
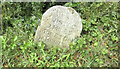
[34, 5, 82, 48]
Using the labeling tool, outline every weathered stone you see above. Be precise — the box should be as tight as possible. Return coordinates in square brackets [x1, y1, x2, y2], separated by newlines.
[34, 5, 82, 48]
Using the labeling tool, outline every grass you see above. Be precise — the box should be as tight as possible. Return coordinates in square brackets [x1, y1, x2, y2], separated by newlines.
[1, 2, 119, 67]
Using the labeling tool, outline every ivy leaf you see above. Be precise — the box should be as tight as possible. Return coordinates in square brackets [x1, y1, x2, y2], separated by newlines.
[94, 42, 98, 47]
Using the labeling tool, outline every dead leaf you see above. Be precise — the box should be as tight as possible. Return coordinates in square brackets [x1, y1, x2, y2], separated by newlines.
[4, 64, 8, 67]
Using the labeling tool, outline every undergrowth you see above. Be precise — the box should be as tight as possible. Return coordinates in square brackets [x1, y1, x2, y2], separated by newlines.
[1, 2, 119, 67]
